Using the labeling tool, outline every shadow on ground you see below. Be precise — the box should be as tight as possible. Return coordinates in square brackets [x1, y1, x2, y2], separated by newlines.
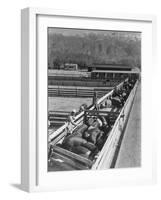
[10, 183, 24, 191]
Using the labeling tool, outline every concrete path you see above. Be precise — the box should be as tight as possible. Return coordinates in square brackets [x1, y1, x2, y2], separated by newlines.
[115, 82, 141, 168]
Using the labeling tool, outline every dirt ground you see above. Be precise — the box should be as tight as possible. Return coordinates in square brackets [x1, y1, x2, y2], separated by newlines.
[48, 97, 92, 112]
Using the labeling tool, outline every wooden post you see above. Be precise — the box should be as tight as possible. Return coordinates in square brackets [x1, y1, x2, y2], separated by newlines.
[92, 90, 97, 106]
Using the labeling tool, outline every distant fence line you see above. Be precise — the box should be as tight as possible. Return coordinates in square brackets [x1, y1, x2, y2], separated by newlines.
[48, 86, 112, 98]
[48, 79, 121, 88]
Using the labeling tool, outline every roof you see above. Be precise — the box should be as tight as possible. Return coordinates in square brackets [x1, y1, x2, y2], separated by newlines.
[89, 64, 132, 69]
[64, 63, 78, 66]
[92, 70, 140, 74]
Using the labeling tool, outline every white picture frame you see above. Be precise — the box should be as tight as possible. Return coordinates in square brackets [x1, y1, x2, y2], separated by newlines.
[21, 7, 157, 192]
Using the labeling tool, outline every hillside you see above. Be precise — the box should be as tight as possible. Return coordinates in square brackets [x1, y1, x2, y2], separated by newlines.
[48, 29, 141, 70]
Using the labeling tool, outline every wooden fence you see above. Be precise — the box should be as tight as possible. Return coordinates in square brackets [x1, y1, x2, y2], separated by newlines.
[48, 86, 112, 98]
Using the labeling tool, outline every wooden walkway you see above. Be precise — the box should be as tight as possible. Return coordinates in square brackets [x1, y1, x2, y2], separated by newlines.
[115, 82, 141, 168]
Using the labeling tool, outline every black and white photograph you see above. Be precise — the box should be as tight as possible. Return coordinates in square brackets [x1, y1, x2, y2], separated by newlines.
[47, 27, 141, 172]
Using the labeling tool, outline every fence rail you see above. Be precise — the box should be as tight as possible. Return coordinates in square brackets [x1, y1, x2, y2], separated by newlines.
[48, 86, 112, 98]
[49, 111, 70, 127]
[48, 79, 121, 88]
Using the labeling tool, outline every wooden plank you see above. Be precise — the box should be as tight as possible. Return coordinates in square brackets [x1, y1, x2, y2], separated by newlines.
[52, 146, 93, 167]
[51, 152, 89, 170]
[49, 111, 70, 114]
[85, 110, 120, 115]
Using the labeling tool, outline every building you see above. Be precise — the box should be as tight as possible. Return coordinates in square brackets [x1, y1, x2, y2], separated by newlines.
[63, 63, 78, 71]
[88, 63, 140, 80]
[88, 63, 132, 72]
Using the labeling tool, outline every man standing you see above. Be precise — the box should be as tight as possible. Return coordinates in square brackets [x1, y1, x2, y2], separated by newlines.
[92, 91, 97, 105]
[67, 109, 77, 135]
